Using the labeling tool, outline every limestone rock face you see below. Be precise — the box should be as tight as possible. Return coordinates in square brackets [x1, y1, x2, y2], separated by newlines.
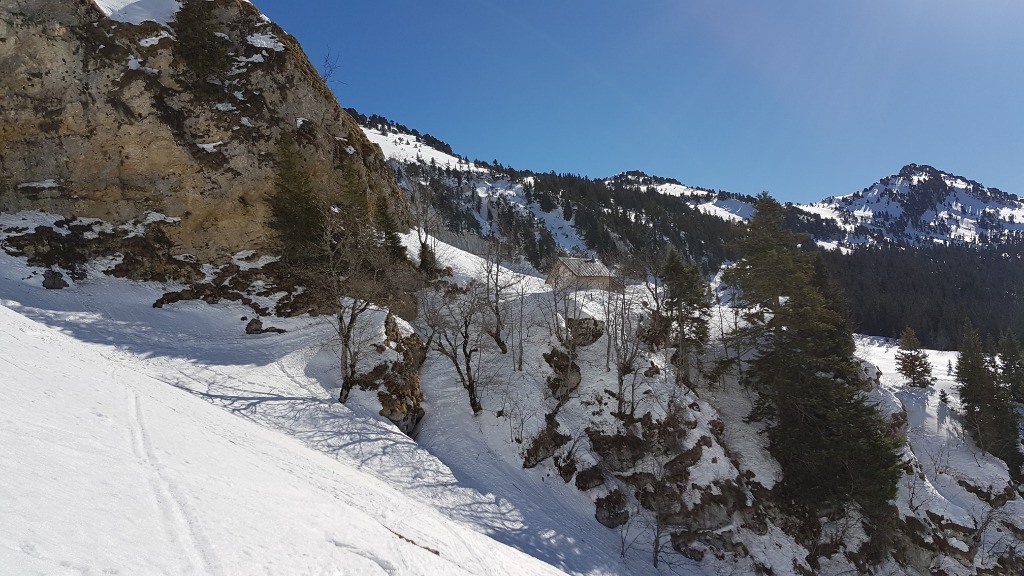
[0, 0, 406, 261]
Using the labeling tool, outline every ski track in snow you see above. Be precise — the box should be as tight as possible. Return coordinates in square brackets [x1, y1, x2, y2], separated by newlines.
[123, 379, 222, 575]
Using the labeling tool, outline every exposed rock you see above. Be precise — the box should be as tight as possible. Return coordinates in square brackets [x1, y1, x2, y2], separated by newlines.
[4, 220, 204, 283]
[543, 348, 582, 401]
[956, 478, 1018, 508]
[643, 361, 660, 378]
[244, 318, 263, 334]
[0, 0, 408, 262]
[554, 452, 577, 483]
[595, 489, 629, 528]
[565, 317, 604, 348]
[523, 413, 571, 468]
[575, 465, 605, 491]
[244, 318, 285, 335]
[341, 333, 427, 437]
[377, 333, 428, 436]
[41, 269, 68, 289]
[586, 428, 646, 472]
[664, 437, 708, 477]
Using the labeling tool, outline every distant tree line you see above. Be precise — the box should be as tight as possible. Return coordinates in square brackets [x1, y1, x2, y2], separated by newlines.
[820, 245, 1024, 350]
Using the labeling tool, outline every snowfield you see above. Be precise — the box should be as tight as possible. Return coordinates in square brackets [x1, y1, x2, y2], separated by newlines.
[1, 304, 565, 576]
[0, 216, 570, 575]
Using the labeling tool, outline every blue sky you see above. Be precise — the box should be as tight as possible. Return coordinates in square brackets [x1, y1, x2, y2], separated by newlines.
[256, 0, 1024, 203]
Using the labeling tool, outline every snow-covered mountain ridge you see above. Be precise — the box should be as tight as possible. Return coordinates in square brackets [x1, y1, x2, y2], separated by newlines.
[357, 114, 1024, 252]
[804, 163, 1024, 247]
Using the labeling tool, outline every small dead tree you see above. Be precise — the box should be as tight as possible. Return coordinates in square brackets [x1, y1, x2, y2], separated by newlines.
[323, 204, 402, 403]
[422, 281, 489, 414]
[608, 287, 645, 416]
[318, 45, 341, 84]
[480, 236, 521, 354]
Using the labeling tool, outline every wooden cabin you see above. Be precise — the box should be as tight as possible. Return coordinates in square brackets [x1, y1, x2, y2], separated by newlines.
[546, 257, 613, 291]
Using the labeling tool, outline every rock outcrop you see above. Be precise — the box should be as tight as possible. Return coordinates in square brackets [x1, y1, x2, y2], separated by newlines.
[0, 0, 407, 261]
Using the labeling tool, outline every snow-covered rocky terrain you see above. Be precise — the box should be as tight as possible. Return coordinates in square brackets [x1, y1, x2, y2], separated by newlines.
[2, 210, 1021, 575]
[364, 126, 590, 254]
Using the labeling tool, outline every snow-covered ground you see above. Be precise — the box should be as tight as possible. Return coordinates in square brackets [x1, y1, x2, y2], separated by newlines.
[1, 303, 567, 576]
[633, 181, 755, 222]
[854, 336, 1024, 574]
[2, 209, 1022, 575]
[0, 214, 575, 576]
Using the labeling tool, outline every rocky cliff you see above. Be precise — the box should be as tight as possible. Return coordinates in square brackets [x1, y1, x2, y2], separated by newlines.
[0, 0, 406, 261]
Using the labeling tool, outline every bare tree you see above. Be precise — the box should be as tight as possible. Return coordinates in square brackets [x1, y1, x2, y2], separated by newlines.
[542, 274, 591, 363]
[508, 276, 536, 372]
[320, 200, 403, 402]
[318, 45, 342, 84]
[608, 287, 645, 416]
[422, 281, 489, 414]
[480, 236, 521, 354]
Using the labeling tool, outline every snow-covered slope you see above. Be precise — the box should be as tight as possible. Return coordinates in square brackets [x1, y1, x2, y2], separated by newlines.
[3, 210, 1023, 575]
[606, 171, 756, 222]
[1, 304, 569, 576]
[365, 125, 590, 254]
[92, 0, 181, 25]
[0, 216, 569, 576]
[854, 337, 1024, 574]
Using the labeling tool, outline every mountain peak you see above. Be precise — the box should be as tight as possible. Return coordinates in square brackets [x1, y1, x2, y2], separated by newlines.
[809, 164, 1024, 246]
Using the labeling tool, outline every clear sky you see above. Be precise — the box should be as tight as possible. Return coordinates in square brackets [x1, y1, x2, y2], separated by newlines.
[255, 0, 1024, 203]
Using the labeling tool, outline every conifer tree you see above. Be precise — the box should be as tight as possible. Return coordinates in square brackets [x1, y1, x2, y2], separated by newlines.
[957, 320, 1023, 481]
[266, 132, 324, 264]
[999, 332, 1024, 404]
[725, 194, 902, 517]
[661, 248, 711, 385]
[375, 204, 408, 262]
[172, 0, 230, 85]
[895, 327, 935, 387]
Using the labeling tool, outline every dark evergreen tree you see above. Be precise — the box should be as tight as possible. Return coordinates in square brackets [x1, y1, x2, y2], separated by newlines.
[266, 133, 324, 264]
[375, 204, 408, 262]
[999, 332, 1024, 404]
[172, 0, 230, 85]
[895, 327, 935, 387]
[726, 195, 903, 518]
[957, 320, 1023, 481]
[661, 247, 711, 385]
[820, 245, 1024, 350]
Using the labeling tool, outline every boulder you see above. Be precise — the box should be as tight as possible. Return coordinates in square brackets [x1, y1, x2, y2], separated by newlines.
[595, 490, 629, 528]
[42, 269, 68, 289]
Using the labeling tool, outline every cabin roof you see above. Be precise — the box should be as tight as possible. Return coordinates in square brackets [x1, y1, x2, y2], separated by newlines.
[556, 257, 610, 278]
